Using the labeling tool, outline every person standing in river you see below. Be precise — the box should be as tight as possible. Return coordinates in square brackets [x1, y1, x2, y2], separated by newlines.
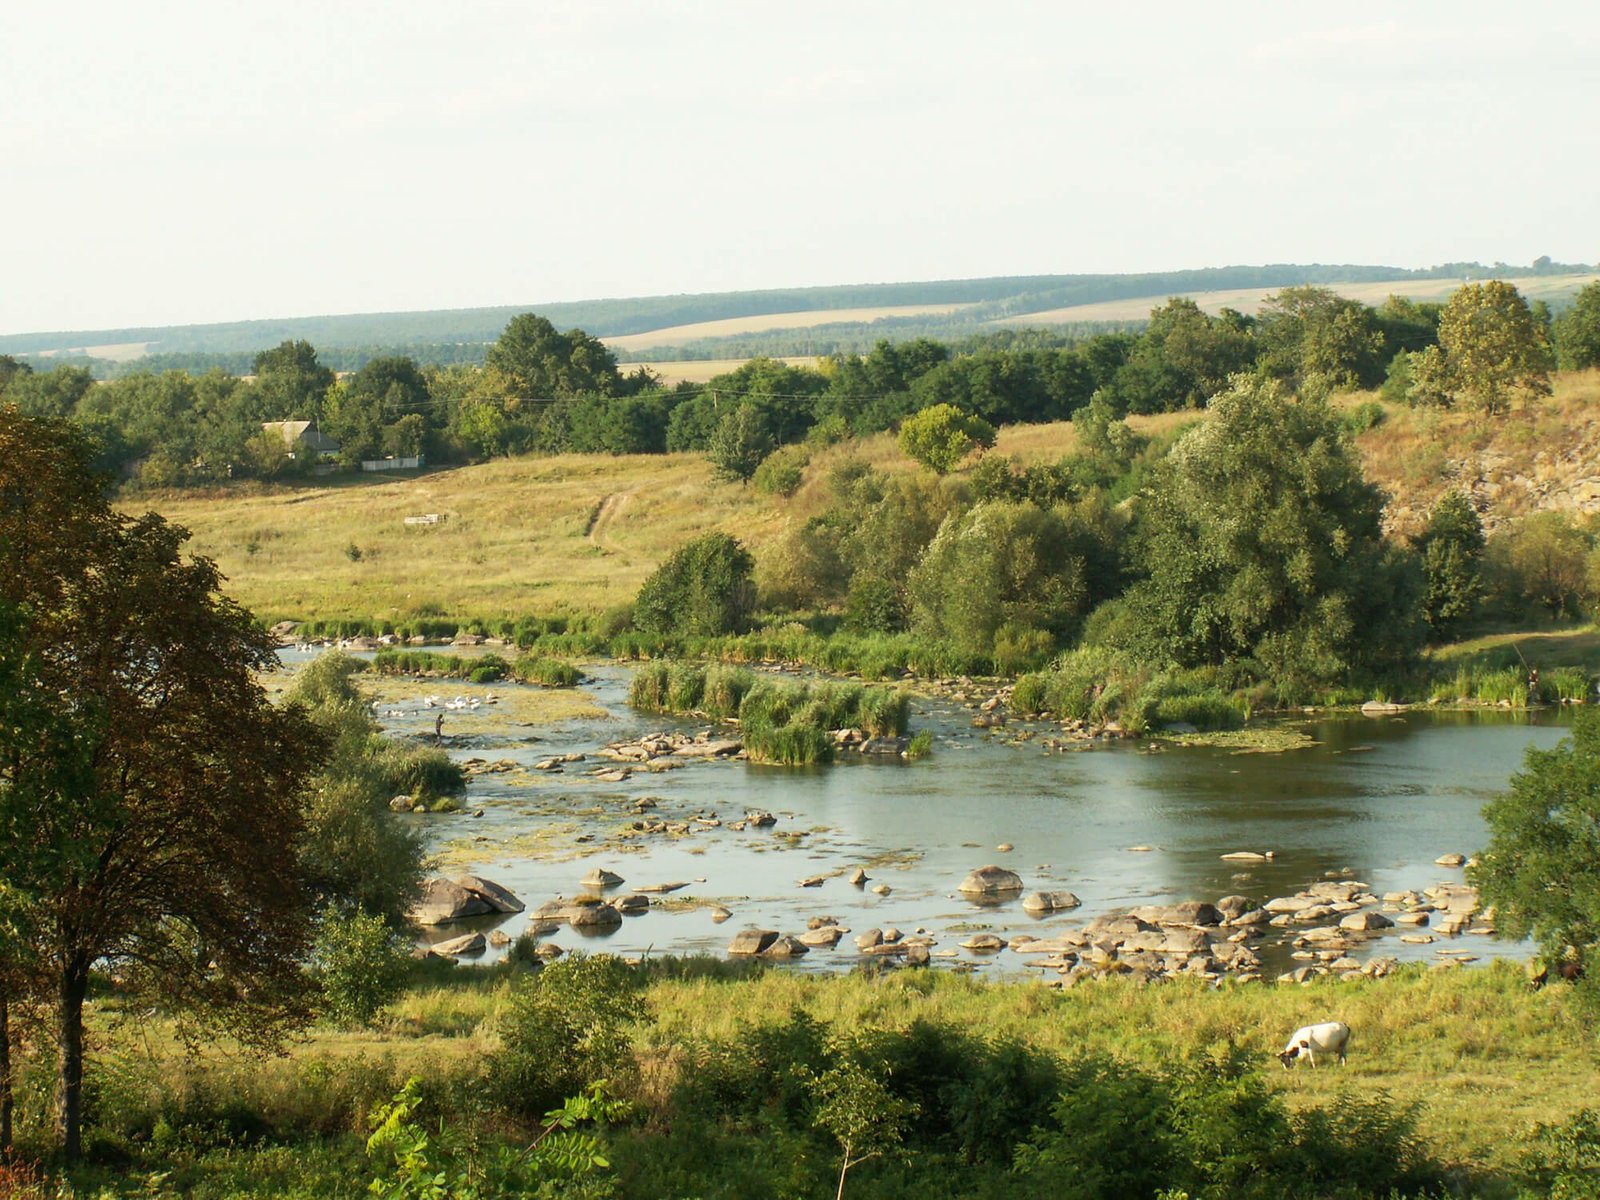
[434, 712, 445, 743]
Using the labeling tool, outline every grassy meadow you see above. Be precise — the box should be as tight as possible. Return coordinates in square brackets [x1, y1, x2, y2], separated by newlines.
[141, 371, 1600, 633]
[27, 961, 1599, 1198]
[148, 452, 782, 624]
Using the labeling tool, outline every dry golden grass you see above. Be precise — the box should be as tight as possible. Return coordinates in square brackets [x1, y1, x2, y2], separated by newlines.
[1002, 272, 1600, 327]
[146, 452, 785, 622]
[603, 303, 976, 352]
[142, 371, 1600, 624]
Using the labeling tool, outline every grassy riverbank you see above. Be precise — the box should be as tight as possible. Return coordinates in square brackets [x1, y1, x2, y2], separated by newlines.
[16, 960, 1598, 1198]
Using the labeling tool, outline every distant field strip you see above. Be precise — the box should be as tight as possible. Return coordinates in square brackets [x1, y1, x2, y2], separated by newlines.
[633, 357, 818, 384]
[603, 303, 978, 352]
[998, 273, 1600, 326]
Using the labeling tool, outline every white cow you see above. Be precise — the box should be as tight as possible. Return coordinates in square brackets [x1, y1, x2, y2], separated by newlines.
[1278, 1021, 1350, 1069]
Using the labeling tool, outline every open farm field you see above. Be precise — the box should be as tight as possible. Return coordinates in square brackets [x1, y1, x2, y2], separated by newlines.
[602, 302, 977, 352]
[1002, 272, 1600, 326]
[148, 452, 781, 623]
[631, 355, 819, 384]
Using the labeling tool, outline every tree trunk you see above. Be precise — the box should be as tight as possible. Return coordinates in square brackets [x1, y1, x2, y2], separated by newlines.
[56, 963, 88, 1162]
[0, 997, 12, 1156]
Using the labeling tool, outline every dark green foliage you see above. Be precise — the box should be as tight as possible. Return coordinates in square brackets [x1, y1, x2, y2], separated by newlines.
[907, 499, 1106, 659]
[287, 654, 444, 924]
[1482, 512, 1594, 621]
[1555, 282, 1600, 370]
[1015, 1047, 1438, 1200]
[1254, 285, 1386, 398]
[1519, 1107, 1600, 1199]
[486, 312, 622, 398]
[1471, 709, 1600, 983]
[634, 533, 756, 636]
[845, 576, 907, 634]
[706, 403, 775, 482]
[1418, 490, 1485, 635]
[1122, 376, 1424, 682]
[487, 954, 644, 1119]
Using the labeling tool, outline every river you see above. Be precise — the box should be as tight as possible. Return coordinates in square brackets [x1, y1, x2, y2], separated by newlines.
[348, 659, 1570, 977]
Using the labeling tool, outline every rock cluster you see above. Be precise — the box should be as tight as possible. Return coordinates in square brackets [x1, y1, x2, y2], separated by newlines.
[409, 875, 524, 925]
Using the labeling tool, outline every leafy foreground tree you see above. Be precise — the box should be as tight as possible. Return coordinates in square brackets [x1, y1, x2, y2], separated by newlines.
[1120, 376, 1423, 682]
[367, 1075, 625, 1200]
[0, 409, 325, 1159]
[1472, 708, 1600, 988]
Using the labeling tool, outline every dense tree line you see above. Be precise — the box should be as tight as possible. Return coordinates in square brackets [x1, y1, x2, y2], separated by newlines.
[3, 278, 1597, 491]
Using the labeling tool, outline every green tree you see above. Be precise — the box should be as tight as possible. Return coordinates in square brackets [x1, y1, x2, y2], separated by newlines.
[0, 410, 325, 1159]
[1255, 286, 1384, 398]
[907, 500, 1099, 657]
[1437, 281, 1552, 413]
[311, 908, 410, 1028]
[811, 1046, 918, 1200]
[486, 313, 621, 398]
[1554, 281, 1600, 370]
[1485, 512, 1593, 619]
[1, 365, 94, 420]
[707, 402, 775, 482]
[1471, 708, 1600, 983]
[250, 339, 335, 420]
[634, 532, 756, 635]
[326, 356, 432, 466]
[1417, 490, 1485, 635]
[1121, 376, 1423, 680]
[897, 403, 995, 473]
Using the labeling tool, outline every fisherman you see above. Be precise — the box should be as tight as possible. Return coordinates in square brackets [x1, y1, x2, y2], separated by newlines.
[434, 712, 445, 743]
[1527, 666, 1540, 705]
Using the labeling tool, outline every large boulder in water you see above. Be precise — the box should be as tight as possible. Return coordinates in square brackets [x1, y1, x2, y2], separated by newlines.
[959, 865, 1024, 896]
[727, 929, 779, 956]
[456, 875, 525, 913]
[410, 878, 493, 925]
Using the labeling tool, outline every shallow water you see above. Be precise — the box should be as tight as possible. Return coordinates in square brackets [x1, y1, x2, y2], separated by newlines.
[346, 656, 1569, 976]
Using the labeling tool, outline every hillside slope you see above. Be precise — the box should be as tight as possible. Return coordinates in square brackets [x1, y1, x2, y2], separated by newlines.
[146, 372, 1600, 624]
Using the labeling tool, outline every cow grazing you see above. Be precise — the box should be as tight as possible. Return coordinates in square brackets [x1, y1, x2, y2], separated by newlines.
[1278, 1021, 1350, 1069]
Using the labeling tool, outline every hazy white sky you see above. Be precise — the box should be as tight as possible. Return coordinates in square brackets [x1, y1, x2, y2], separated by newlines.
[4, 1, 1597, 334]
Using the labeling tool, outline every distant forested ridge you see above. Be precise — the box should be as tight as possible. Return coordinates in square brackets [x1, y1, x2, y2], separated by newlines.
[6, 260, 1592, 376]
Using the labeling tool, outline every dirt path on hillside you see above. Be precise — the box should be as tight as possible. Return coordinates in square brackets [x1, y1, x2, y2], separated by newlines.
[586, 491, 635, 551]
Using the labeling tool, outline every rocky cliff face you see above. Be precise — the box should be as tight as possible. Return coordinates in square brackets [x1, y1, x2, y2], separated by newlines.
[1359, 370, 1600, 539]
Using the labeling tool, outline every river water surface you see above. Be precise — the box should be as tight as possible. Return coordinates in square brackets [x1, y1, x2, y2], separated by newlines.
[357, 661, 1568, 976]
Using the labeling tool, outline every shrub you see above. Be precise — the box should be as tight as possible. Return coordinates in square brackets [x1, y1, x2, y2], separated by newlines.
[1011, 673, 1049, 715]
[702, 664, 755, 720]
[752, 444, 810, 497]
[487, 954, 645, 1119]
[514, 655, 582, 687]
[745, 723, 835, 765]
[634, 532, 756, 636]
[312, 908, 411, 1029]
